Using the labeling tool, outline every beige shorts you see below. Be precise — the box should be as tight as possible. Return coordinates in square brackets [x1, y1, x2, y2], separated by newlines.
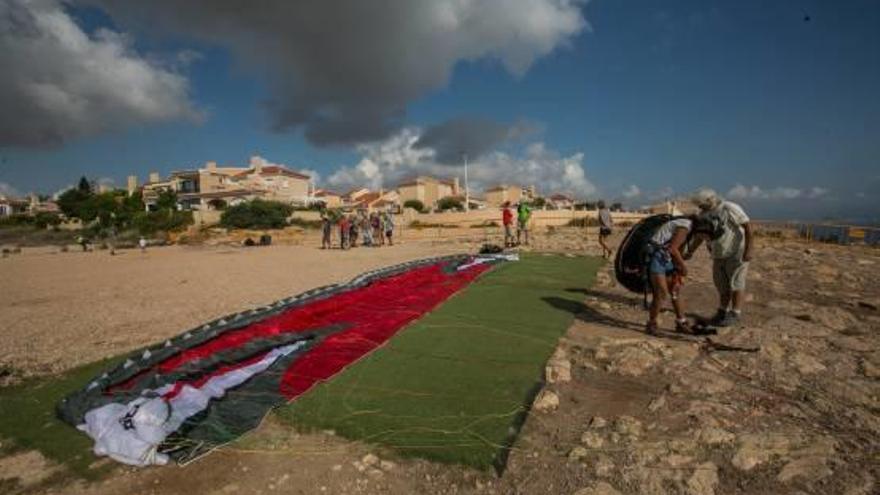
[713, 257, 749, 294]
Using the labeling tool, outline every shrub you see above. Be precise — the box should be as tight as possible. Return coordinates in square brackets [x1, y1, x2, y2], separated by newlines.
[220, 199, 294, 229]
[132, 210, 194, 236]
[408, 220, 456, 229]
[403, 199, 426, 213]
[470, 221, 499, 228]
[437, 197, 463, 212]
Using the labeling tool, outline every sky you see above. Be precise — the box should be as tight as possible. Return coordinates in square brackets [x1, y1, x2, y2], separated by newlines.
[0, 0, 878, 221]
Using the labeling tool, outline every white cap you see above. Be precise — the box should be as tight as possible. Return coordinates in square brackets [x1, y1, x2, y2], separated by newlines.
[691, 188, 721, 210]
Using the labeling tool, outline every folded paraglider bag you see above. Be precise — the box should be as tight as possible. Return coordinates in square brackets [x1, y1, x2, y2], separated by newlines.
[614, 214, 675, 293]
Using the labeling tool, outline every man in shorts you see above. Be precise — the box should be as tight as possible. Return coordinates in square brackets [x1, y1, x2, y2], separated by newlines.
[690, 189, 753, 327]
[516, 201, 531, 246]
[597, 200, 613, 258]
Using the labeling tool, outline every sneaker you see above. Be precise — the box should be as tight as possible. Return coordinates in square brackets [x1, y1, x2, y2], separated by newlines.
[709, 309, 728, 326]
[716, 311, 740, 327]
[645, 321, 659, 336]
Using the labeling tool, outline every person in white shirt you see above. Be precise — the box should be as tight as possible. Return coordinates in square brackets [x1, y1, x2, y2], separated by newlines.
[645, 215, 722, 335]
[689, 189, 753, 327]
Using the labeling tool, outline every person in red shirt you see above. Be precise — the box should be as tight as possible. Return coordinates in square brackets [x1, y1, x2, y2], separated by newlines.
[502, 202, 514, 247]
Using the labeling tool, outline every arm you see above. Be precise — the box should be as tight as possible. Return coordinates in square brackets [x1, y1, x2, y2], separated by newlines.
[668, 228, 690, 277]
[684, 236, 703, 260]
[742, 222, 753, 262]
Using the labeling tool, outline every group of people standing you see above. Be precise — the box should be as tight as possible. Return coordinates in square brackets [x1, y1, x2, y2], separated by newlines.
[643, 189, 753, 334]
[321, 210, 395, 250]
[501, 201, 532, 247]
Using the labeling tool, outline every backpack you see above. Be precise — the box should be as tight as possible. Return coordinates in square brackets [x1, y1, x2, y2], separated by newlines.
[614, 214, 677, 294]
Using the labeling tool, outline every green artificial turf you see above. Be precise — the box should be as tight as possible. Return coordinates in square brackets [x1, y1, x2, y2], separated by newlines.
[0, 357, 122, 480]
[277, 253, 601, 471]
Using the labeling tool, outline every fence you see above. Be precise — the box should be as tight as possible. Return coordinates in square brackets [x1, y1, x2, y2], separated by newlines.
[753, 221, 880, 246]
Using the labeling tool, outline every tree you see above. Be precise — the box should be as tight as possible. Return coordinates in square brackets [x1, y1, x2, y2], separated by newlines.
[532, 197, 547, 208]
[156, 190, 178, 211]
[403, 199, 426, 213]
[436, 196, 463, 212]
[77, 176, 92, 194]
[611, 202, 623, 212]
[220, 199, 294, 229]
[56, 187, 93, 219]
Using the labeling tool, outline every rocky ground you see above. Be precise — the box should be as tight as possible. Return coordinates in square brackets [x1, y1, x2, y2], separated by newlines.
[2, 230, 879, 494]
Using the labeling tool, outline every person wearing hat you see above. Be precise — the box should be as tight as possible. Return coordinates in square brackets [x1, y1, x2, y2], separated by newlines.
[689, 188, 753, 327]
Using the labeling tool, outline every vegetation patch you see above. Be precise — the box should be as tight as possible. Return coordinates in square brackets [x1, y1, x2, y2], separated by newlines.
[0, 358, 122, 480]
[220, 199, 294, 229]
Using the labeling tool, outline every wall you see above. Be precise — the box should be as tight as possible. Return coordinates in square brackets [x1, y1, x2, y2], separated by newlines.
[404, 208, 646, 228]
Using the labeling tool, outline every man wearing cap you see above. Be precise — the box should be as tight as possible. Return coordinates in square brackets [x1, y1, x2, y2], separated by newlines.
[689, 189, 753, 327]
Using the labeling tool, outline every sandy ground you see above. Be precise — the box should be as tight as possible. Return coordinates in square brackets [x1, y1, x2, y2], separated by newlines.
[3, 229, 880, 495]
[0, 240, 465, 378]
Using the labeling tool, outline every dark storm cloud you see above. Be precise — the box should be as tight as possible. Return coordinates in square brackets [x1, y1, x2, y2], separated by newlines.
[414, 117, 540, 163]
[84, 0, 586, 147]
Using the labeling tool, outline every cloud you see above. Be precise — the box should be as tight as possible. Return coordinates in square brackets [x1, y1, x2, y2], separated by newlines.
[621, 184, 641, 199]
[87, 0, 587, 146]
[413, 117, 539, 164]
[0, 0, 202, 147]
[727, 184, 829, 201]
[326, 127, 597, 198]
[0, 181, 21, 198]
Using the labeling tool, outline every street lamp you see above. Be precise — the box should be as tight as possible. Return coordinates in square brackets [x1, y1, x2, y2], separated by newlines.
[463, 153, 470, 212]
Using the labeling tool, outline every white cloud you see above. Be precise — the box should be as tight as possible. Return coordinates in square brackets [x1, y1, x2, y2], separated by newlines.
[0, 181, 21, 198]
[325, 128, 597, 198]
[727, 184, 830, 201]
[0, 0, 202, 147]
[622, 184, 641, 198]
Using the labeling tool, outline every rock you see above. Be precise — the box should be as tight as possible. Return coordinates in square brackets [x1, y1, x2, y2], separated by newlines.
[580, 431, 605, 449]
[613, 416, 643, 439]
[686, 463, 719, 495]
[367, 468, 384, 478]
[533, 390, 560, 412]
[605, 344, 662, 377]
[568, 446, 588, 461]
[573, 481, 622, 495]
[861, 358, 880, 378]
[666, 454, 693, 467]
[790, 352, 826, 374]
[588, 416, 608, 429]
[777, 456, 832, 483]
[811, 306, 859, 331]
[673, 371, 734, 396]
[593, 455, 614, 477]
[731, 431, 797, 471]
[598, 302, 612, 311]
[695, 427, 735, 445]
[379, 460, 395, 471]
[647, 394, 667, 412]
[546, 351, 572, 383]
[331, 464, 342, 472]
[362, 453, 379, 467]
[352, 461, 366, 472]
[858, 300, 878, 311]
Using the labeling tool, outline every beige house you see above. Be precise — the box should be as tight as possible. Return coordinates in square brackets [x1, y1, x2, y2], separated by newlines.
[484, 184, 538, 207]
[140, 156, 312, 211]
[548, 193, 574, 210]
[351, 190, 399, 211]
[313, 189, 343, 208]
[396, 176, 460, 210]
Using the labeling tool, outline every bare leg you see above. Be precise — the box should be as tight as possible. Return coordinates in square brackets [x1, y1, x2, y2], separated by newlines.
[730, 290, 743, 312]
[649, 273, 668, 326]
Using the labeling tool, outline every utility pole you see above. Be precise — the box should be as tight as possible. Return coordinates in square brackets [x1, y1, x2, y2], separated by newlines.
[463, 153, 470, 212]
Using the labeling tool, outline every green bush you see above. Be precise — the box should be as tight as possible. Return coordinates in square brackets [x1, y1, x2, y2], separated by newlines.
[132, 210, 193, 235]
[437, 197, 463, 212]
[403, 199, 426, 213]
[220, 199, 294, 229]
